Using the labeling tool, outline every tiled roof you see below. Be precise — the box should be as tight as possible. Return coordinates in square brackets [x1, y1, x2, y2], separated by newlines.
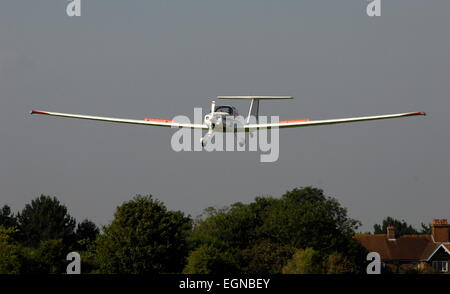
[354, 234, 447, 261]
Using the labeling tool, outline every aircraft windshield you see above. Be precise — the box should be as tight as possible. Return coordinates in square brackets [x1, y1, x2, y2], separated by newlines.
[215, 106, 238, 116]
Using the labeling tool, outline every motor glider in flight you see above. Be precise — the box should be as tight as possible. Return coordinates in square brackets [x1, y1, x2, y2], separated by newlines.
[30, 96, 426, 147]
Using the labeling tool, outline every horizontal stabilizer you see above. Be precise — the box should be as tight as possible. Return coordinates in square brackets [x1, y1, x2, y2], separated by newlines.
[217, 96, 293, 100]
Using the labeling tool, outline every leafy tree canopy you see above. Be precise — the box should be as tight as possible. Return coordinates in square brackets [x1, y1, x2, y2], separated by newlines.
[0, 226, 22, 274]
[32, 239, 67, 274]
[17, 195, 76, 248]
[75, 219, 100, 251]
[76, 219, 99, 241]
[325, 251, 358, 274]
[95, 195, 192, 274]
[183, 245, 239, 274]
[189, 187, 366, 274]
[240, 240, 294, 274]
[282, 248, 324, 274]
[373, 217, 424, 237]
[0, 205, 17, 229]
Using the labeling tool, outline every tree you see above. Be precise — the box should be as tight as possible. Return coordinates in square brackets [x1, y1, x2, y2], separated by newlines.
[420, 223, 432, 234]
[0, 205, 17, 229]
[190, 187, 366, 274]
[73, 219, 101, 272]
[76, 219, 99, 241]
[17, 195, 76, 248]
[32, 239, 67, 274]
[282, 248, 324, 274]
[95, 195, 192, 274]
[259, 187, 362, 254]
[75, 219, 100, 251]
[325, 252, 357, 274]
[281, 249, 356, 274]
[373, 217, 419, 237]
[240, 240, 294, 274]
[0, 226, 22, 274]
[183, 245, 239, 274]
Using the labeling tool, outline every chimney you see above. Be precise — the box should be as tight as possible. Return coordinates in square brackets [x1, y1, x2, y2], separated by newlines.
[431, 219, 450, 243]
[387, 225, 395, 240]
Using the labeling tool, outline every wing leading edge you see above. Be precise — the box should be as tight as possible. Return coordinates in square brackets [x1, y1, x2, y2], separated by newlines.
[31, 110, 425, 131]
[30, 110, 208, 129]
[245, 111, 426, 130]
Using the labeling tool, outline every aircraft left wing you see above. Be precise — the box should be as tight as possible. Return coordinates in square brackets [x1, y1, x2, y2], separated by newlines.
[245, 111, 426, 130]
[30, 110, 208, 129]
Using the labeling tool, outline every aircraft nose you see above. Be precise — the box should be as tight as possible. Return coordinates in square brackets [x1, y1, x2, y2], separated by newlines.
[211, 115, 222, 124]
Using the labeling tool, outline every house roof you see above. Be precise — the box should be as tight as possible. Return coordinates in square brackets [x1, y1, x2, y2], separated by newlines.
[355, 234, 450, 261]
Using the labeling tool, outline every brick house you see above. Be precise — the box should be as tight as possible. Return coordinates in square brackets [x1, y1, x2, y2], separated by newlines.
[355, 219, 450, 273]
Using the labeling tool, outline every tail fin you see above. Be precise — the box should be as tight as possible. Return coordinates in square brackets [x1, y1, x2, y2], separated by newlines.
[217, 96, 293, 100]
[217, 96, 293, 124]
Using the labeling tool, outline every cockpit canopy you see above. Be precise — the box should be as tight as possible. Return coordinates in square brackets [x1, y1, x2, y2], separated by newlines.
[214, 105, 238, 116]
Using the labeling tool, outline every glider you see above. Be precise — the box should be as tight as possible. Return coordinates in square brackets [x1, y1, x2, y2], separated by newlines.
[31, 96, 426, 147]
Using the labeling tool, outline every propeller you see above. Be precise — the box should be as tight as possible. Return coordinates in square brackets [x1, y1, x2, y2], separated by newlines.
[200, 100, 216, 147]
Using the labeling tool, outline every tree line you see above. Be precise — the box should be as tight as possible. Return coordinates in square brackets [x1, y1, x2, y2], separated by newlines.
[0, 187, 432, 274]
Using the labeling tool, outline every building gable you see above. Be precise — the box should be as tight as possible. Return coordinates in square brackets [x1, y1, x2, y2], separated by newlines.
[426, 245, 450, 262]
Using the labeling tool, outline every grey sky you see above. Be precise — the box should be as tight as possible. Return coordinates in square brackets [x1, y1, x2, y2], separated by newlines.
[1, 1, 449, 232]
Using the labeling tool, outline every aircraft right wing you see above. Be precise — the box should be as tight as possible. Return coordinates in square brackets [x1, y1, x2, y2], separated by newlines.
[245, 111, 426, 130]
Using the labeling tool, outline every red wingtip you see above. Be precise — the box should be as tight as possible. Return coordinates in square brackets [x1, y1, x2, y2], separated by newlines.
[403, 111, 427, 117]
[31, 110, 49, 115]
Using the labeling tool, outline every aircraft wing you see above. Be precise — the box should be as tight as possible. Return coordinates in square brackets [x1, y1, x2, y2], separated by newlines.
[245, 111, 426, 130]
[30, 110, 208, 129]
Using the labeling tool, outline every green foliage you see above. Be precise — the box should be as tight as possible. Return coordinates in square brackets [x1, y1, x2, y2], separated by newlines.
[282, 248, 324, 274]
[33, 239, 67, 274]
[183, 245, 239, 274]
[373, 217, 420, 237]
[0, 225, 16, 242]
[240, 240, 294, 274]
[15, 239, 69, 274]
[17, 195, 76, 247]
[260, 187, 361, 254]
[190, 201, 270, 250]
[281, 249, 356, 274]
[0, 226, 22, 274]
[190, 187, 366, 274]
[325, 252, 357, 274]
[0, 189, 407, 274]
[78, 246, 98, 274]
[75, 219, 100, 251]
[0, 205, 17, 229]
[420, 223, 432, 234]
[95, 195, 192, 274]
[0, 242, 22, 274]
[76, 219, 99, 242]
